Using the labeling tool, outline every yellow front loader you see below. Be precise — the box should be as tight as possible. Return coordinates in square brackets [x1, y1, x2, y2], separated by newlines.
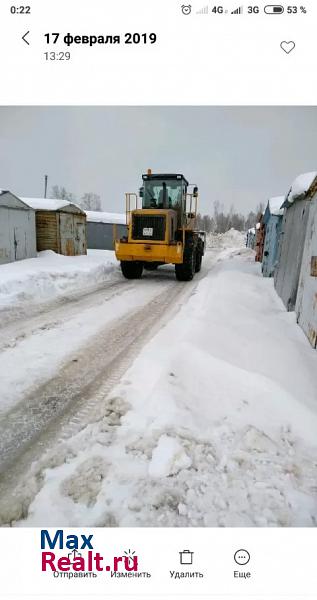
[115, 170, 206, 281]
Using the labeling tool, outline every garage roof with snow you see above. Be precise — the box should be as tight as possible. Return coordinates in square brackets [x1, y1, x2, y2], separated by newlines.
[85, 210, 126, 225]
[283, 171, 317, 207]
[22, 197, 85, 214]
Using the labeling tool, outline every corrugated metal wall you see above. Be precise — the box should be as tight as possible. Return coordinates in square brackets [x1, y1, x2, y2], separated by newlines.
[262, 215, 282, 277]
[0, 207, 36, 265]
[274, 199, 310, 311]
[295, 194, 317, 349]
[87, 222, 127, 250]
[35, 211, 87, 255]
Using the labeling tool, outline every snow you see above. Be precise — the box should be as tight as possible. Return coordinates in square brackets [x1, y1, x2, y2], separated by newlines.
[17, 233, 317, 528]
[207, 228, 245, 249]
[286, 171, 317, 204]
[0, 269, 164, 417]
[22, 197, 83, 212]
[268, 196, 284, 216]
[86, 210, 126, 225]
[148, 435, 192, 478]
[0, 249, 117, 309]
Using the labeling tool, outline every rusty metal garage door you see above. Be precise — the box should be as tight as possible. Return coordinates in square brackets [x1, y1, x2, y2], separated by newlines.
[74, 221, 86, 255]
[59, 213, 75, 256]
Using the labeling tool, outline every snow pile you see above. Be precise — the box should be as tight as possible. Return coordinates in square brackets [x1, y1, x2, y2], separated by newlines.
[207, 229, 249, 261]
[0, 250, 118, 309]
[268, 196, 284, 216]
[86, 211, 126, 225]
[18, 250, 317, 527]
[286, 171, 317, 204]
[207, 228, 245, 250]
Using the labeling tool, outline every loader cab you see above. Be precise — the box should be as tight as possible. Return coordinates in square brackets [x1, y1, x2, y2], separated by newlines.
[140, 173, 188, 216]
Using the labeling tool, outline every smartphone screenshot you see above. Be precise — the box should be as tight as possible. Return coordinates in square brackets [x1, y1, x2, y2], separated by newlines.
[0, 1, 316, 599]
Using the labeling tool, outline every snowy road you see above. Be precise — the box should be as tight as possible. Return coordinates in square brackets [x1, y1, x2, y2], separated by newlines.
[0, 253, 217, 523]
[0, 276, 188, 467]
[1, 233, 317, 527]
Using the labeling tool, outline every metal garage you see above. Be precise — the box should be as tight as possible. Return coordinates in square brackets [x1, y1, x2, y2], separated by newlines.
[295, 175, 317, 349]
[86, 211, 127, 250]
[274, 172, 316, 311]
[261, 196, 284, 278]
[255, 215, 265, 262]
[246, 228, 256, 249]
[0, 190, 36, 265]
[23, 198, 87, 256]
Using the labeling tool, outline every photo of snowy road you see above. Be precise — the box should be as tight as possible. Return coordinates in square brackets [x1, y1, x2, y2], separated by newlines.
[1, 231, 316, 527]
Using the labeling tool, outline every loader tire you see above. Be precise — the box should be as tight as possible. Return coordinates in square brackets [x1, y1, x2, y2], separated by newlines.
[120, 261, 143, 279]
[175, 248, 195, 281]
[195, 250, 202, 273]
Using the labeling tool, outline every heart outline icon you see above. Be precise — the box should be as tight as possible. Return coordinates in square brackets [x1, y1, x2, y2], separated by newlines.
[280, 41, 296, 54]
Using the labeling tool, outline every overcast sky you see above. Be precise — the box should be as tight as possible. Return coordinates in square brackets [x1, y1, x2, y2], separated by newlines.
[1, 106, 317, 215]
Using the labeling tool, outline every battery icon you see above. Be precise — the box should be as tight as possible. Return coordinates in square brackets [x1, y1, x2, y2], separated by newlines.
[264, 5, 284, 13]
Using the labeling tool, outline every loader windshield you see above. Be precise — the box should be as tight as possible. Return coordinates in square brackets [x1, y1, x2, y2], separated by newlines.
[143, 179, 183, 210]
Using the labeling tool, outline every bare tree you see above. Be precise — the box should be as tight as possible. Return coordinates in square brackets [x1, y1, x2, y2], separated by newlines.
[50, 185, 74, 201]
[245, 210, 257, 230]
[255, 202, 265, 215]
[196, 213, 214, 233]
[210, 201, 248, 233]
[202, 214, 214, 233]
[79, 192, 102, 211]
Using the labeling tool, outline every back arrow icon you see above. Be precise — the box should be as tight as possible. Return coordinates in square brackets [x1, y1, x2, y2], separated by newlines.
[22, 31, 30, 45]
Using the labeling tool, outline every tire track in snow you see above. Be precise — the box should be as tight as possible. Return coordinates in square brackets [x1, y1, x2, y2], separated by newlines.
[0, 277, 132, 352]
[0, 274, 202, 523]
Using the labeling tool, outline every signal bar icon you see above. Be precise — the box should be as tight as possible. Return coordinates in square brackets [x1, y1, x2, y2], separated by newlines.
[196, 5, 209, 13]
[231, 5, 243, 13]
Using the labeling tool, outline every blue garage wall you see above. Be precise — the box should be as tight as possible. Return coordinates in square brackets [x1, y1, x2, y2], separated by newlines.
[262, 214, 283, 277]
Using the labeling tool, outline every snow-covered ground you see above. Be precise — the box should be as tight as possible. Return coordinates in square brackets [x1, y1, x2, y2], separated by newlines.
[6, 230, 316, 528]
[0, 258, 178, 416]
[0, 249, 118, 310]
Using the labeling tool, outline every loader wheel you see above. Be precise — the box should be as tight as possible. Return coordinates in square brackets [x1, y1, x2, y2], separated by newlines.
[195, 250, 202, 273]
[175, 248, 195, 281]
[120, 261, 143, 279]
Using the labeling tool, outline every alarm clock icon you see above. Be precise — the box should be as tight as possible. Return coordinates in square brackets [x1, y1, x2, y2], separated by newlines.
[181, 5, 192, 15]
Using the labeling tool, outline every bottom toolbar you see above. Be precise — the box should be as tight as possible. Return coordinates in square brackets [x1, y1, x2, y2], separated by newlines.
[0, 528, 316, 598]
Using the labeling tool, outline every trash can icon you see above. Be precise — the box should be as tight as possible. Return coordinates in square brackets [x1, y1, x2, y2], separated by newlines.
[179, 550, 194, 565]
